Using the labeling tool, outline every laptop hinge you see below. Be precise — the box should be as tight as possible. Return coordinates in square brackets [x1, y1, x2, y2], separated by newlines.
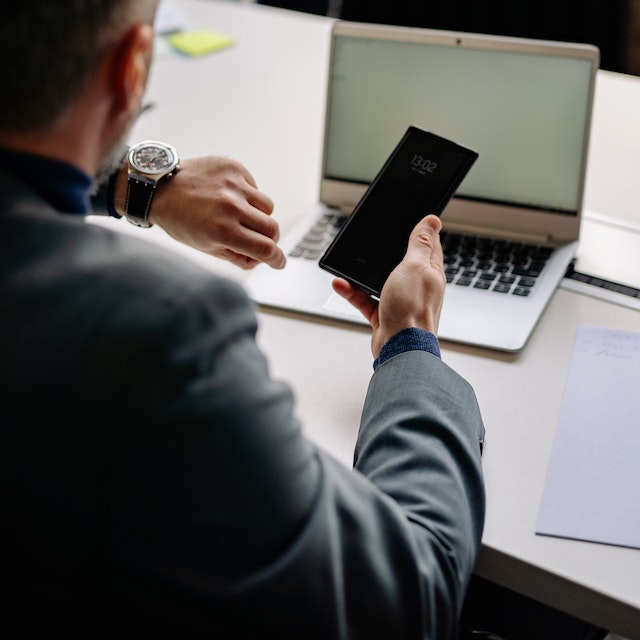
[442, 220, 552, 245]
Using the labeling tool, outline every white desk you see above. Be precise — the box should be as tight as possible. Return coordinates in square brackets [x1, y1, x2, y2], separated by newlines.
[104, 1, 640, 636]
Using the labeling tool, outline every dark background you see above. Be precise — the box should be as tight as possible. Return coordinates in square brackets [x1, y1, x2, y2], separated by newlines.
[258, 0, 638, 75]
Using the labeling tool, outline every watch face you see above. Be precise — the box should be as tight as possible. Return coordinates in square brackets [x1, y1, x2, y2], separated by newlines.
[129, 141, 178, 175]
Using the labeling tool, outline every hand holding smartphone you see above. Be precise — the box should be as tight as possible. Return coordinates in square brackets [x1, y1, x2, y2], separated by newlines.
[319, 126, 478, 298]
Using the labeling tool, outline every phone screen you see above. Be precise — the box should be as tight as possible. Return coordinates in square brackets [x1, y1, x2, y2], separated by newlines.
[320, 126, 478, 297]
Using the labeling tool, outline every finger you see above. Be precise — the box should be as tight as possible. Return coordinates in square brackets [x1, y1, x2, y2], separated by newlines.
[405, 214, 444, 270]
[233, 161, 259, 189]
[246, 185, 275, 215]
[240, 205, 281, 242]
[222, 157, 273, 213]
[216, 247, 261, 270]
[262, 244, 286, 269]
[332, 278, 378, 323]
[423, 214, 444, 265]
[224, 223, 286, 269]
[411, 213, 442, 247]
[232, 234, 287, 270]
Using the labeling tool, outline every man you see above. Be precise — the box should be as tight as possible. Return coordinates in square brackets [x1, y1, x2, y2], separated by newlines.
[1, 2, 486, 638]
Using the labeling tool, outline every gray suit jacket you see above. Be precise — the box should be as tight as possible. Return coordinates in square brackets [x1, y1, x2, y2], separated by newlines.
[1, 168, 485, 639]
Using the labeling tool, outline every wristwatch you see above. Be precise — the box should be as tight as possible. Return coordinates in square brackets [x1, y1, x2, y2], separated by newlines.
[124, 140, 179, 228]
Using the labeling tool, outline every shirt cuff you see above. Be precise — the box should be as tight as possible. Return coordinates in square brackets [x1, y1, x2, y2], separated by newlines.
[373, 327, 441, 370]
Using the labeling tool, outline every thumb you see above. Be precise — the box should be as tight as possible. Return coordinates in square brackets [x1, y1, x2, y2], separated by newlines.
[405, 214, 443, 263]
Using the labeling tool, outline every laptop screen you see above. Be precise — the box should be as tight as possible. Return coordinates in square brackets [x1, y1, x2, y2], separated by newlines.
[323, 28, 597, 215]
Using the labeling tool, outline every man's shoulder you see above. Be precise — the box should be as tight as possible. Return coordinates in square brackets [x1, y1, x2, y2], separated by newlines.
[1, 192, 250, 331]
[80, 219, 248, 312]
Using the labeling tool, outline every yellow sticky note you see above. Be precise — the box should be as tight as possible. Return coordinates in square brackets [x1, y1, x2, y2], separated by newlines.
[168, 29, 235, 57]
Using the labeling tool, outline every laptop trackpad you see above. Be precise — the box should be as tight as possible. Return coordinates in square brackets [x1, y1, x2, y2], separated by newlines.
[323, 292, 363, 320]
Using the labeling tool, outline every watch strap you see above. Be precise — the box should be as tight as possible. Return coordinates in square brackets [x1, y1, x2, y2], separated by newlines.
[125, 174, 156, 228]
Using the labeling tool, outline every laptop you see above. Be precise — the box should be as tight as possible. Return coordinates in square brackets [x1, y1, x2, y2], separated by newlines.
[244, 20, 599, 352]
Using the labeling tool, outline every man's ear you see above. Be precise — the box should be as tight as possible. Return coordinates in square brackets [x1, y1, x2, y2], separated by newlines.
[108, 24, 155, 116]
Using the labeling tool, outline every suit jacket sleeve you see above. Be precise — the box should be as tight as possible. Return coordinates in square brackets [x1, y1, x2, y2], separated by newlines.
[354, 350, 486, 639]
[103, 264, 485, 639]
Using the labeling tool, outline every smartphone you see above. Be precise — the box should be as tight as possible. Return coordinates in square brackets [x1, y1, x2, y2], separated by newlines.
[319, 126, 478, 298]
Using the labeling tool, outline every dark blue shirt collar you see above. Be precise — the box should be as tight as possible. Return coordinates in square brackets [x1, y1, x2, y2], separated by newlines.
[0, 146, 94, 215]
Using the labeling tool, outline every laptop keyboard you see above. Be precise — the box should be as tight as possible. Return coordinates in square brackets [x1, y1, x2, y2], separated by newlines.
[289, 215, 552, 298]
[441, 231, 552, 296]
[289, 212, 347, 260]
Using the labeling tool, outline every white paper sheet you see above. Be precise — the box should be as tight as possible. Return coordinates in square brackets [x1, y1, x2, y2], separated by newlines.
[535, 325, 640, 549]
[155, 0, 188, 35]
